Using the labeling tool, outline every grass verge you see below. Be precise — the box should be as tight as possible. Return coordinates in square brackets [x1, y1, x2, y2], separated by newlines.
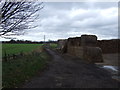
[2, 46, 50, 88]
[49, 43, 58, 49]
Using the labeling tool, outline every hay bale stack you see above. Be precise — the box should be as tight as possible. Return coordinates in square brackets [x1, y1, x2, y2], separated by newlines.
[97, 39, 120, 53]
[58, 39, 67, 49]
[74, 37, 81, 46]
[58, 34, 103, 63]
[83, 46, 103, 63]
[67, 37, 81, 55]
[68, 37, 81, 47]
[81, 35, 97, 47]
[58, 39, 68, 53]
[74, 47, 84, 58]
[62, 40, 68, 53]
[67, 45, 75, 55]
[68, 38, 76, 46]
[67, 38, 76, 55]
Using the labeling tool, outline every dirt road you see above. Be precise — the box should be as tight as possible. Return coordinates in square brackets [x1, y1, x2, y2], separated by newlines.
[22, 49, 119, 88]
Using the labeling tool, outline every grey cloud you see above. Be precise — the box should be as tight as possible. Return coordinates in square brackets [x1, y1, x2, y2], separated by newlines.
[44, 2, 117, 10]
[1, 2, 118, 41]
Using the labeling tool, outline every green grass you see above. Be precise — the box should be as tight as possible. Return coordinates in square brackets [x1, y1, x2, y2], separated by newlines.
[2, 44, 42, 57]
[2, 44, 50, 88]
[49, 43, 58, 49]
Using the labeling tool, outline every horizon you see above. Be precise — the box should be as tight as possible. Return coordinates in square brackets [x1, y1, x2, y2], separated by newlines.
[1, 34, 119, 42]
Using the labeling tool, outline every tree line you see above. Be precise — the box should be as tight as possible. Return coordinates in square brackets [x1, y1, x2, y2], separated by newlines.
[2, 39, 57, 44]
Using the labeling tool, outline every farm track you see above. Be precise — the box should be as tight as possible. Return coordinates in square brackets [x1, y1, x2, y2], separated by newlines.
[22, 48, 119, 88]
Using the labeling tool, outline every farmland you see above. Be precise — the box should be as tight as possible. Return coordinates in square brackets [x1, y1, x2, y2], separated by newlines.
[2, 43, 51, 88]
[49, 43, 58, 49]
[2, 44, 43, 57]
[2, 42, 119, 88]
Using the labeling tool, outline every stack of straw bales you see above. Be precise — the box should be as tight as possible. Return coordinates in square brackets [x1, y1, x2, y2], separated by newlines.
[81, 35, 97, 47]
[58, 39, 67, 53]
[67, 37, 81, 55]
[81, 35, 103, 63]
[83, 47, 103, 63]
[57, 34, 103, 63]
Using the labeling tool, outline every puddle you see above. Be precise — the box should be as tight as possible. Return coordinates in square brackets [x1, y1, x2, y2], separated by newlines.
[96, 64, 118, 73]
[97, 65, 120, 81]
[102, 66, 118, 72]
[100, 65, 119, 75]
[112, 75, 120, 81]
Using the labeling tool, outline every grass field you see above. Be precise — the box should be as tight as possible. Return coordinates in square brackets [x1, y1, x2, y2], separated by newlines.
[49, 43, 58, 49]
[2, 43, 51, 88]
[2, 44, 43, 57]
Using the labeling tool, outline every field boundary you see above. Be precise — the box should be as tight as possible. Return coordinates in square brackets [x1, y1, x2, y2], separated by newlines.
[2, 45, 52, 88]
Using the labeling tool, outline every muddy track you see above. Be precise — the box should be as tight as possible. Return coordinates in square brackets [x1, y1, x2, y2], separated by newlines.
[22, 48, 119, 88]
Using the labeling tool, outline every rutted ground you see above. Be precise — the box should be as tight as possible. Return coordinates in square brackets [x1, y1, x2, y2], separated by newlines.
[22, 48, 119, 88]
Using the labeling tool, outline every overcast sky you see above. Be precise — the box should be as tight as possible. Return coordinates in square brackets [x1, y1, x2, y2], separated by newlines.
[1, 2, 118, 41]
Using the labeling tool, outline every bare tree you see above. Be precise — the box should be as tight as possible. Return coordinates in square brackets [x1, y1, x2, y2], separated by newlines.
[0, 0, 44, 38]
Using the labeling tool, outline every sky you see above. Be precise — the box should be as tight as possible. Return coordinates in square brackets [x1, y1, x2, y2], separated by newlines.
[0, 2, 118, 41]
